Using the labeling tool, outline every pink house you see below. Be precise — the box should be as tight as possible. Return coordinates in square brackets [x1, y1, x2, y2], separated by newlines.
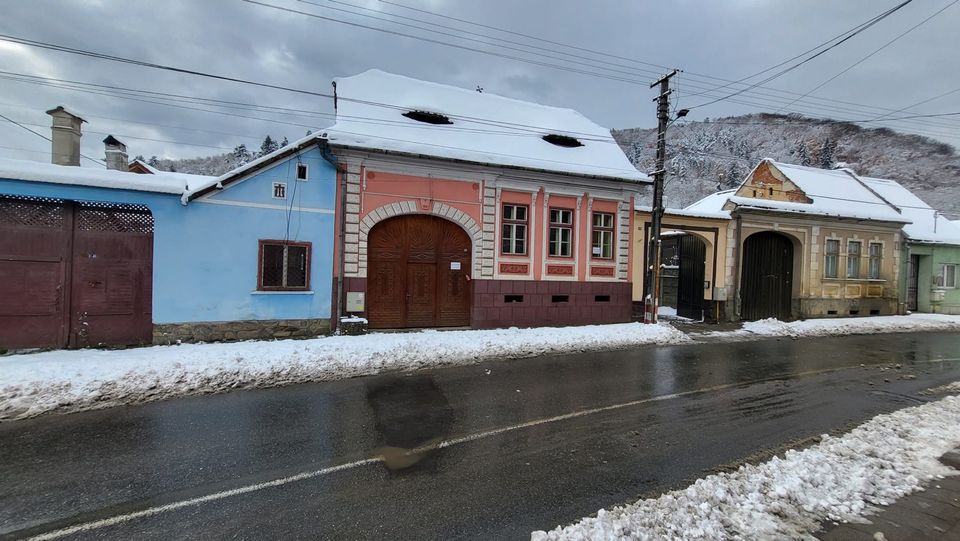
[327, 70, 650, 329]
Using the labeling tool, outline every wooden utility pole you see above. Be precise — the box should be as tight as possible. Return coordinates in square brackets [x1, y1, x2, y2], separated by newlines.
[643, 69, 678, 324]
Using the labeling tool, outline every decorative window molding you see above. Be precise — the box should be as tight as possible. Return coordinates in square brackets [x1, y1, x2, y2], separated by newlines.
[258, 240, 311, 291]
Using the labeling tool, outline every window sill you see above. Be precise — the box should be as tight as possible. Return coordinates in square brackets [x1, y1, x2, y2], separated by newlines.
[251, 290, 315, 295]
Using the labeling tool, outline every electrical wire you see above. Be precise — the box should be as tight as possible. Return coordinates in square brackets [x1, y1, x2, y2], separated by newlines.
[0, 111, 105, 165]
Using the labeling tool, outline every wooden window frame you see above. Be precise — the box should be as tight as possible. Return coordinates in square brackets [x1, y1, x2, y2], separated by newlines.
[501, 203, 528, 256]
[868, 242, 882, 279]
[591, 211, 615, 260]
[846, 240, 861, 279]
[257, 240, 312, 291]
[824, 239, 839, 279]
[548, 207, 574, 258]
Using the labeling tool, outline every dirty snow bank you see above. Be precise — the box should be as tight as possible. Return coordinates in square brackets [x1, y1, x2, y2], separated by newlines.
[532, 392, 960, 540]
[0, 323, 686, 421]
[732, 313, 960, 339]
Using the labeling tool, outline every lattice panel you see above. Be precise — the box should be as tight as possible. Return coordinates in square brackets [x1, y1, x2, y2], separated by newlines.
[76, 202, 154, 233]
[0, 195, 65, 228]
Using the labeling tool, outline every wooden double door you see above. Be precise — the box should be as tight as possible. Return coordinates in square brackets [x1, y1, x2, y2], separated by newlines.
[0, 195, 154, 348]
[367, 215, 471, 329]
[740, 231, 794, 321]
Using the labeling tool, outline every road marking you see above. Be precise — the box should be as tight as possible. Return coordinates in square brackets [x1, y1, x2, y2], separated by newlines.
[26, 357, 960, 540]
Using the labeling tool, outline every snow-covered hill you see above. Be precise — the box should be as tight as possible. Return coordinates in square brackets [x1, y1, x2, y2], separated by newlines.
[614, 113, 960, 216]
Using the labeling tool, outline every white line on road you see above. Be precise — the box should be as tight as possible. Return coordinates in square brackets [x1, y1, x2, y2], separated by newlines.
[27, 357, 960, 540]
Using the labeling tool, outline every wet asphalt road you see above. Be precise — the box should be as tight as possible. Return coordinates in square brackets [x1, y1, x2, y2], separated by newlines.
[2, 332, 960, 540]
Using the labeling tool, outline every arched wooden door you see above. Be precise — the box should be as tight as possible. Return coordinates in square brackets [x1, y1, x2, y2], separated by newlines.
[740, 232, 794, 321]
[367, 215, 472, 329]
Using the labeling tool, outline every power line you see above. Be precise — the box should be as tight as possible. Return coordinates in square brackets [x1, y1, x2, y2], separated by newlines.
[866, 86, 960, 124]
[773, 0, 959, 114]
[0, 111, 105, 165]
[688, 0, 915, 110]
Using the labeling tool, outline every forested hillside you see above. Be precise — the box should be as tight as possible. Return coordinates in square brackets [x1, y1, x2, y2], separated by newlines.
[613, 113, 960, 216]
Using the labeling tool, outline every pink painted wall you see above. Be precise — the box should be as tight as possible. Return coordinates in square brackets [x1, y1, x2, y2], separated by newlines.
[358, 170, 483, 224]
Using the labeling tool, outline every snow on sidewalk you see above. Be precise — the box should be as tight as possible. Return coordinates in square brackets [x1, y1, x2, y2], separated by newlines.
[532, 390, 960, 541]
[713, 313, 960, 339]
[0, 322, 686, 421]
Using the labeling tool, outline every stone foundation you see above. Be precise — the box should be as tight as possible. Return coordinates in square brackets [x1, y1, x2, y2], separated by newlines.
[153, 318, 331, 345]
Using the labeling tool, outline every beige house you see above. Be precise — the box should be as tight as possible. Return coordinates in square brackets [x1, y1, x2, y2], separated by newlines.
[634, 159, 911, 322]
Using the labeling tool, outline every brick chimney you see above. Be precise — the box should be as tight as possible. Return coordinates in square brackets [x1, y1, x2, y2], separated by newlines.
[102, 135, 128, 171]
[46, 106, 86, 166]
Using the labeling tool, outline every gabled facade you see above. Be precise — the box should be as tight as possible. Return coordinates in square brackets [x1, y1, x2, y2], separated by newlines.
[681, 159, 910, 321]
[0, 136, 337, 349]
[326, 70, 649, 329]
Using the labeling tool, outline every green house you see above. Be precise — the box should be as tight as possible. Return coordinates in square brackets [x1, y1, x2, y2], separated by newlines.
[862, 177, 960, 314]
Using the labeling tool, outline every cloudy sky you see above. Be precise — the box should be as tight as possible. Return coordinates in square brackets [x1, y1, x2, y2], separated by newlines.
[1, 0, 958, 165]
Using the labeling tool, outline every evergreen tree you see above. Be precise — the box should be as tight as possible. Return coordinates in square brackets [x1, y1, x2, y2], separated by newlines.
[260, 135, 279, 156]
[820, 138, 837, 169]
[795, 141, 812, 166]
[232, 144, 250, 165]
[306, 129, 313, 136]
[280, 136, 289, 147]
[147, 155, 160, 168]
[133, 154, 145, 163]
[725, 160, 743, 189]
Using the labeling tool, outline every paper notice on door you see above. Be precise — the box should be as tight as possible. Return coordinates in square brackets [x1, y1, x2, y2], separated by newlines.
[450, 261, 461, 270]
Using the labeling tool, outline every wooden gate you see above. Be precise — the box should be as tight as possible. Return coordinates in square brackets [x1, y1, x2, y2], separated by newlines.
[907, 255, 919, 311]
[740, 232, 794, 321]
[367, 215, 471, 329]
[0, 195, 154, 349]
[676, 234, 706, 320]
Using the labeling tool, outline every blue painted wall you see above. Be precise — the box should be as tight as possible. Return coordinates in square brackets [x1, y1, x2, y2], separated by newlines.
[0, 147, 336, 324]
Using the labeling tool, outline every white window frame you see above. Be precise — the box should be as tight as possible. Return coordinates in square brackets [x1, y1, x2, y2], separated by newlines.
[272, 182, 287, 199]
[846, 240, 861, 279]
[591, 212, 614, 259]
[295, 163, 309, 181]
[939, 264, 957, 288]
[868, 242, 882, 279]
[501, 204, 528, 255]
[824, 239, 839, 279]
[548, 208, 573, 258]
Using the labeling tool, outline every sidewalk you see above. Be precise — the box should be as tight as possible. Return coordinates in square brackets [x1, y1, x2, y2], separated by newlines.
[818, 450, 960, 541]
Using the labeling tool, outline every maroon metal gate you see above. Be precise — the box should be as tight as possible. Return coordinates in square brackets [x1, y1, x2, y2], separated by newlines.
[0, 195, 154, 349]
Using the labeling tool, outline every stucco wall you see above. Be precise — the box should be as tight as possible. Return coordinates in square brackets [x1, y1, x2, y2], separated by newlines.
[905, 243, 960, 314]
[0, 148, 336, 325]
[724, 212, 902, 320]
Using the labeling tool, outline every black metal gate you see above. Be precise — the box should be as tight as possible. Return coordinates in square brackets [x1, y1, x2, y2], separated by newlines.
[676, 234, 706, 320]
[907, 255, 919, 311]
[741, 232, 793, 321]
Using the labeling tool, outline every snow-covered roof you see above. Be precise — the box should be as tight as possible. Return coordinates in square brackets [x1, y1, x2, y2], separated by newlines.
[745, 161, 907, 222]
[682, 190, 735, 219]
[860, 176, 960, 244]
[0, 157, 213, 195]
[636, 201, 731, 220]
[326, 69, 649, 183]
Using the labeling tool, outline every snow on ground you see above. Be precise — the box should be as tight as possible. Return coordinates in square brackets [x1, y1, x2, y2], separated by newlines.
[532, 391, 960, 541]
[708, 313, 960, 340]
[0, 323, 686, 422]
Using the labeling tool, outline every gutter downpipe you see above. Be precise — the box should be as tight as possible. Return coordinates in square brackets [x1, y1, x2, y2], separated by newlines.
[321, 142, 346, 333]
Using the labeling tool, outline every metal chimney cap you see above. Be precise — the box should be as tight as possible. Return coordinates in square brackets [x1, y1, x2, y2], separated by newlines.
[45, 105, 87, 123]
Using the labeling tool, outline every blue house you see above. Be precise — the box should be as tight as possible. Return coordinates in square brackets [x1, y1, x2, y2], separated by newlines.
[0, 111, 337, 349]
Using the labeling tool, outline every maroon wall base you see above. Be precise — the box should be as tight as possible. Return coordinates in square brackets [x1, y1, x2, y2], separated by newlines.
[340, 277, 632, 329]
[471, 279, 632, 328]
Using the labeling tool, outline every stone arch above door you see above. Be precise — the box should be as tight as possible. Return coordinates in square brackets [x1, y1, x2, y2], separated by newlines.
[355, 201, 483, 278]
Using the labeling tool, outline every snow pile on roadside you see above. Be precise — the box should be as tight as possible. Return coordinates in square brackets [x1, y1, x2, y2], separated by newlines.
[736, 313, 960, 339]
[0, 322, 686, 421]
[532, 392, 960, 540]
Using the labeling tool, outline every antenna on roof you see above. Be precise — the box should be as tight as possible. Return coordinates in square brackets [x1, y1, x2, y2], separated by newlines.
[331, 81, 338, 112]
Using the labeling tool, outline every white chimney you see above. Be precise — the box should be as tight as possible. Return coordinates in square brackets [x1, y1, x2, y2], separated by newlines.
[46, 106, 86, 166]
[103, 135, 128, 171]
